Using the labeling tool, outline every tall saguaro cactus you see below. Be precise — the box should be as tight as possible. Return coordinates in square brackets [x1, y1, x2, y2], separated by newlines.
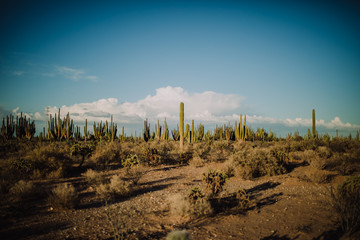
[143, 119, 150, 142]
[312, 109, 316, 138]
[180, 102, 184, 150]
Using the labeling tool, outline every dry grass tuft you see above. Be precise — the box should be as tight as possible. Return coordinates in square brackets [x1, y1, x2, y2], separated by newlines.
[96, 174, 134, 200]
[9, 180, 36, 202]
[331, 176, 360, 236]
[169, 192, 213, 218]
[166, 229, 191, 240]
[49, 183, 79, 209]
[82, 169, 104, 185]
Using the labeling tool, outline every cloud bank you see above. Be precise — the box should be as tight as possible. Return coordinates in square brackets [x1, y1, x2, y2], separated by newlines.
[10, 86, 360, 131]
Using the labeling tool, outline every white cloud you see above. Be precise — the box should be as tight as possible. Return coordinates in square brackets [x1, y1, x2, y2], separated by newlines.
[56, 66, 98, 82]
[19, 86, 359, 131]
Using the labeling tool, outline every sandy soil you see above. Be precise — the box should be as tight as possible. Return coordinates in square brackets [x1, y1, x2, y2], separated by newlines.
[0, 163, 353, 240]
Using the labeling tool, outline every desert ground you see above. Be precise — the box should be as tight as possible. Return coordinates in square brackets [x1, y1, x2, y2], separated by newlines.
[1, 138, 359, 240]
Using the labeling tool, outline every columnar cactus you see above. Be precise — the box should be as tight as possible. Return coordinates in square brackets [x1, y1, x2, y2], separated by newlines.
[180, 102, 184, 150]
[48, 109, 73, 141]
[161, 118, 169, 140]
[84, 119, 88, 142]
[185, 123, 190, 142]
[191, 120, 194, 143]
[143, 119, 150, 142]
[196, 123, 204, 141]
[155, 119, 161, 140]
[312, 109, 316, 138]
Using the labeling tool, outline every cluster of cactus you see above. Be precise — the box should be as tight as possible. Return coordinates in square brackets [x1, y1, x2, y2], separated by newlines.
[250, 128, 273, 141]
[48, 109, 74, 141]
[188, 186, 205, 203]
[93, 115, 117, 141]
[202, 169, 229, 197]
[193, 123, 204, 142]
[15, 112, 36, 140]
[1, 115, 15, 140]
[171, 125, 180, 141]
[154, 118, 169, 141]
[1, 113, 36, 140]
[235, 114, 248, 141]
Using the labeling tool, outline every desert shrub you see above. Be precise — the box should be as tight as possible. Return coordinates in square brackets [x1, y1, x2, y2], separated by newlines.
[141, 146, 162, 166]
[272, 150, 288, 163]
[170, 188, 213, 218]
[9, 180, 36, 202]
[289, 150, 317, 164]
[153, 141, 174, 162]
[317, 146, 332, 159]
[331, 176, 360, 235]
[178, 151, 193, 165]
[192, 142, 211, 160]
[0, 178, 11, 195]
[189, 156, 205, 167]
[202, 169, 229, 197]
[104, 202, 143, 240]
[19, 143, 72, 178]
[329, 138, 353, 153]
[306, 168, 334, 183]
[206, 140, 233, 162]
[49, 183, 79, 209]
[82, 169, 104, 185]
[166, 230, 191, 240]
[325, 149, 360, 175]
[96, 175, 133, 200]
[236, 148, 287, 179]
[125, 165, 146, 185]
[236, 187, 251, 210]
[222, 160, 235, 178]
[289, 139, 321, 152]
[109, 175, 133, 196]
[9, 157, 34, 178]
[90, 141, 122, 166]
[212, 140, 233, 154]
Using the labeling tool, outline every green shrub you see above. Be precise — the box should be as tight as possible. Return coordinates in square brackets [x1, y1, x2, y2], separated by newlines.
[331, 176, 360, 235]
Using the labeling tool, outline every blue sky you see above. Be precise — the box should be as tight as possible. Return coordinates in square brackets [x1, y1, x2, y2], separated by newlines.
[1, 0, 359, 136]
